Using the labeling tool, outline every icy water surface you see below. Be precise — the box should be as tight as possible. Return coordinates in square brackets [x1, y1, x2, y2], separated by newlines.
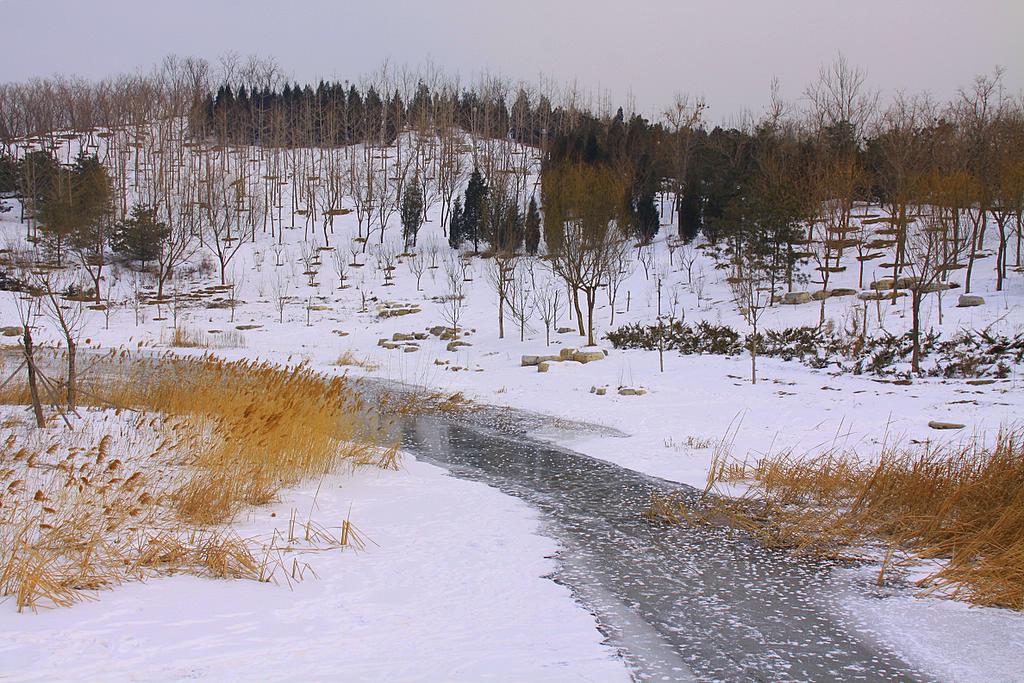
[399, 415, 924, 682]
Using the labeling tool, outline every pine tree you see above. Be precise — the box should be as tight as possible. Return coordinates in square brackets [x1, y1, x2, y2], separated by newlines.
[449, 197, 463, 250]
[112, 205, 170, 268]
[401, 178, 425, 250]
[462, 168, 487, 252]
[524, 196, 541, 255]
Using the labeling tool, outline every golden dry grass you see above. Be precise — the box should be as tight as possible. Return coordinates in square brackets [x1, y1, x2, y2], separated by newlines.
[0, 354, 390, 612]
[334, 350, 380, 371]
[649, 429, 1024, 610]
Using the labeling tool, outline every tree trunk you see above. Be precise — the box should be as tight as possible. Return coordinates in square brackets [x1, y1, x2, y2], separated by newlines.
[911, 291, 922, 375]
[66, 339, 76, 409]
[23, 327, 45, 428]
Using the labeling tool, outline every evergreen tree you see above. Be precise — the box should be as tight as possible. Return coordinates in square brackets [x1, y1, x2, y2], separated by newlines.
[462, 168, 487, 252]
[449, 197, 463, 250]
[112, 205, 169, 268]
[632, 191, 660, 244]
[401, 178, 425, 250]
[524, 197, 541, 255]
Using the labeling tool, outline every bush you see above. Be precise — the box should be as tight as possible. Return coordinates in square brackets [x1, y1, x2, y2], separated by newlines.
[607, 320, 1024, 378]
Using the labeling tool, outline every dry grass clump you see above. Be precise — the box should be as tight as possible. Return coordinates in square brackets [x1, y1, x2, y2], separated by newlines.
[334, 350, 380, 371]
[165, 326, 246, 349]
[649, 429, 1024, 610]
[0, 355, 389, 612]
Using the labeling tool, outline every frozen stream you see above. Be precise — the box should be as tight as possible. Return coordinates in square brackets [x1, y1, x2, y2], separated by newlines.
[399, 414, 924, 682]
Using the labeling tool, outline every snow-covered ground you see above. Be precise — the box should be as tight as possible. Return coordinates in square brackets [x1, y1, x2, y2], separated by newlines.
[1, 133, 1023, 680]
[0, 445, 627, 681]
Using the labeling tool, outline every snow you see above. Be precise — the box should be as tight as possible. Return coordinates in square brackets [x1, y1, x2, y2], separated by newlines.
[0, 457, 627, 682]
[1, 131, 1023, 680]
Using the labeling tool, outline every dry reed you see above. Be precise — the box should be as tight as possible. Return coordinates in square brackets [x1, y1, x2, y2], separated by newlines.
[649, 429, 1024, 610]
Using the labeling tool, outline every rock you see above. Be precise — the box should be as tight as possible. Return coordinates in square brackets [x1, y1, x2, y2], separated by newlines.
[810, 290, 830, 301]
[403, 345, 419, 353]
[446, 341, 471, 352]
[781, 291, 812, 305]
[957, 294, 984, 308]
[537, 361, 551, 373]
[928, 421, 965, 430]
[830, 288, 858, 298]
[392, 332, 415, 341]
[381, 342, 400, 350]
[966, 379, 995, 386]
[1, 326, 21, 337]
[556, 327, 575, 334]
[869, 278, 895, 291]
[895, 276, 920, 289]
[618, 387, 647, 396]
[572, 349, 605, 364]
[921, 282, 958, 293]
[413, 332, 429, 340]
[522, 355, 542, 367]
[559, 347, 578, 361]
[595, 387, 607, 396]
[858, 290, 907, 301]
[428, 325, 450, 336]
[433, 359, 449, 366]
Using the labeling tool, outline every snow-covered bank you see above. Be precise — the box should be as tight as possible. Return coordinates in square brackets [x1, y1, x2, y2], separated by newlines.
[0, 456, 627, 682]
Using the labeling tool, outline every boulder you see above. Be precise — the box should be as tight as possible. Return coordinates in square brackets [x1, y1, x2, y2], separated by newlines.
[446, 340, 472, 352]
[957, 294, 984, 308]
[556, 327, 575, 334]
[928, 421, 965, 430]
[403, 345, 420, 353]
[830, 288, 858, 298]
[921, 282, 958, 293]
[572, 349, 606, 364]
[522, 355, 543, 367]
[1, 326, 21, 337]
[537, 361, 551, 373]
[869, 278, 895, 291]
[595, 387, 607, 396]
[392, 332, 416, 341]
[810, 290, 830, 301]
[618, 387, 647, 396]
[781, 291, 812, 305]
[559, 347, 578, 360]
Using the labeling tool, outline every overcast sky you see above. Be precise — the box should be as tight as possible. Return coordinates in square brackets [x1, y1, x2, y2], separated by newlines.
[1, 0, 1021, 123]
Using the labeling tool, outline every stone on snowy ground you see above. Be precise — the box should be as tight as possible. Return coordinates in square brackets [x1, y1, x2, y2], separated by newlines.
[929, 421, 965, 430]
[559, 347, 578, 360]
[957, 294, 984, 308]
[434, 359, 449, 366]
[381, 342, 400, 350]
[781, 291, 812, 305]
[572, 348, 606, 364]
[392, 332, 416, 341]
[1, 326, 21, 336]
[446, 340, 471, 352]
[830, 288, 857, 297]
[921, 282, 958, 293]
[618, 387, 647, 396]
[810, 290, 830, 301]
[595, 387, 607, 396]
[538, 361, 551, 373]
[403, 345, 419, 353]
[556, 327, 575, 334]
[869, 278, 895, 290]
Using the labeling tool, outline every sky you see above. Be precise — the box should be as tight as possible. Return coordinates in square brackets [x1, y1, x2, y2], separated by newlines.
[1, 0, 1021, 123]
